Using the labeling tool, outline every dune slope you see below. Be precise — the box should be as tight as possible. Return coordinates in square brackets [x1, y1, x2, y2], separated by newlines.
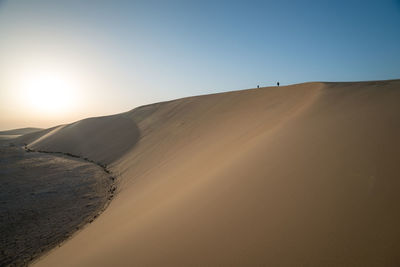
[0, 127, 42, 136]
[32, 80, 400, 266]
[18, 114, 140, 164]
[0, 127, 43, 141]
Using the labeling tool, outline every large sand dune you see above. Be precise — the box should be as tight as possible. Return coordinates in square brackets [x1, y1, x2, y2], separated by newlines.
[26, 80, 400, 265]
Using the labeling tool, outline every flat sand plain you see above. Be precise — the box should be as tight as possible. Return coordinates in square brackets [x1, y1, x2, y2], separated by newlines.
[0, 145, 112, 266]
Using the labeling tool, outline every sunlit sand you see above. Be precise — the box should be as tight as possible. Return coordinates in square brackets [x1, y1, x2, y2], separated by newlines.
[2, 80, 399, 266]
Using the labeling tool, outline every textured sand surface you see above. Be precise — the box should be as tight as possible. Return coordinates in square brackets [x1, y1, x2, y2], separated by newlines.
[0, 145, 112, 266]
[17, 80, 400, 266]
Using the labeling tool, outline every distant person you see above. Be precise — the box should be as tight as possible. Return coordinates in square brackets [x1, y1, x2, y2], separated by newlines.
[277, 81, 280, 87]
[257, 85, 260, 88]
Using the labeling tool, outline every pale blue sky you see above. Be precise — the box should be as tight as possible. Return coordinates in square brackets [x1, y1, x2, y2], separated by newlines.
[0, 0, 399, 129]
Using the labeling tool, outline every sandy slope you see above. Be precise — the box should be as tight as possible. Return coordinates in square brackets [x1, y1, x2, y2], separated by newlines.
[29, 80, 400, 266]
[0, 128, 43, 141]
[17, 114, 139, 164]
[0, 127, 42, 136]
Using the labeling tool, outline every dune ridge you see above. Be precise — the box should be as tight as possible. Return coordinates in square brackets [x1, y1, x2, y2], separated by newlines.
[26, 80, 400, 266]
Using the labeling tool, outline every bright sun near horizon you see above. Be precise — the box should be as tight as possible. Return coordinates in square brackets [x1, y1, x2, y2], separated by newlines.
[1, 1, 400, 266]
[20, 71, 78, 114]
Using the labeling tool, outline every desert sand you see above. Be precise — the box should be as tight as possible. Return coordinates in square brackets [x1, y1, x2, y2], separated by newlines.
[6, 80, 400, 265]
[0, 128, 42, 136]
[0, 128, 42, 141]
[0, 145, 113, 266]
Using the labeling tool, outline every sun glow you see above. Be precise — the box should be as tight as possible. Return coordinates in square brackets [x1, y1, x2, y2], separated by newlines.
[20, 71, 78, 114]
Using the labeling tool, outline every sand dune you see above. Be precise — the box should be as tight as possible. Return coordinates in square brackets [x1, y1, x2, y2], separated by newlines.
[0, 127, 43, 141]
[17, 115, 139, 164]
[25, 80, 400, 265]
[0, 127, 42, 136]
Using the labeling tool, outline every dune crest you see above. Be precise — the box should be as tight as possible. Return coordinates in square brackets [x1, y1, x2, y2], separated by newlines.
[29, 80, 400, 266]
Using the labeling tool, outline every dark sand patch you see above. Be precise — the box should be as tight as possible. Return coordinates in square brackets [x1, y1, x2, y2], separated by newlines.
[0, 145, 114, 266]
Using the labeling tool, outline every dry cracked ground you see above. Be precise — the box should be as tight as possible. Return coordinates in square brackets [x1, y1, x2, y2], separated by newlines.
[0, 143, 112, 266]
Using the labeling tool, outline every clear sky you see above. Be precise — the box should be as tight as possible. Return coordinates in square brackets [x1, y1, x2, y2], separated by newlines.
[1, 0, 399, 130]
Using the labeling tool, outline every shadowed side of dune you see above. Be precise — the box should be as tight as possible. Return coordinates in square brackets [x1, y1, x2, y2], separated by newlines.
[14, 126, 59, 145]
[0, 127, 42, 136]
[20, 114, 140, 165]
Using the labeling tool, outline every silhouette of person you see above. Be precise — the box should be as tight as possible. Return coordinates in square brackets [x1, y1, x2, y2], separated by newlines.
[257, 85, 260, 88]
[277, 82, 280, 87]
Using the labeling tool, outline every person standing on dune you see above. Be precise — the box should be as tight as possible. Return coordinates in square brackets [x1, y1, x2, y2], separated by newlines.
[277, 82, 280, 86]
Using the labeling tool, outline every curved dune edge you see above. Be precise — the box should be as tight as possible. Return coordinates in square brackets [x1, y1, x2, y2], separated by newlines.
[25, 80, 400, 266]
[21, 148, 118, 266]
[0, 145, 114, 266]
